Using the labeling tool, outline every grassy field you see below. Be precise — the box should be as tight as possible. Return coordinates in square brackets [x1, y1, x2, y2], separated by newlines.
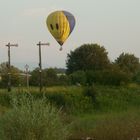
[0, 85, 140, 139]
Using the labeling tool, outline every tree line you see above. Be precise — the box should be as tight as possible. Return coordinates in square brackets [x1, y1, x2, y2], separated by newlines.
[0, 43, 140, 87]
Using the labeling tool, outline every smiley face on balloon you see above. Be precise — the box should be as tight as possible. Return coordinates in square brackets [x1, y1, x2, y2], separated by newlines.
[46, 10, 76, 50]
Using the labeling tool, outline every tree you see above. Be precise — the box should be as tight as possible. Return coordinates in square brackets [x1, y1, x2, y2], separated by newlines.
[58, 74, 70, 85]
[45, 68, 58, 86]
[69, 70, 86, 85]
[29, 68, 40, 86]
[0, 62, 21, 87]
[115, 53, 140, 75]
[66, 44, 110, 74]
[133, 71, 140, 84]
[30, 68, 59, 86]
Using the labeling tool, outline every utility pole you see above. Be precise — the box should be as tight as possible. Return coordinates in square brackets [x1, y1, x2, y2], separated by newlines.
[25, 64, 29, 88]
[5, 42, 18, 92]
[37, 41, 50, 93]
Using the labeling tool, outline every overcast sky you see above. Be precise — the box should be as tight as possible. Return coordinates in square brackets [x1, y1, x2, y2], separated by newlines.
[0, 0, 140, 70]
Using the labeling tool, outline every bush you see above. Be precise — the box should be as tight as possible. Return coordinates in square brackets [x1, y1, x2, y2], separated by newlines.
[0, 94, 70, 140]
[83, 86, 97, 103]
[46, 92, 66, 107]
[86, 69, 130, 86]
[0, 93, 11, 107]
[69, 71, 86, 85]
[102, 69, 130, 85]
[45, 90, 94, 114]
[133, 71, 140, 84]
[85, 70, 98, 85]
[68, 64, 131, 86]
[58, 75, 70, 86]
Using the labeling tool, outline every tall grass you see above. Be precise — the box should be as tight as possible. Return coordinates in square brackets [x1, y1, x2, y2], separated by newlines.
[0, 85, 140, 139]
[93, 110, 140, 140]
[70, 109, 140, 140]
[0, 94, 70, 140]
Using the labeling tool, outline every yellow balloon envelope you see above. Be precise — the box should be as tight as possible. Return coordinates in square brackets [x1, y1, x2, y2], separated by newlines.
[46, 10, 75, 49]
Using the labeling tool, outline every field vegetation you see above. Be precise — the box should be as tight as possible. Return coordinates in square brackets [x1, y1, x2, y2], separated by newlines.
[0, 44, 140, 139]
[0, 85, 140, 139]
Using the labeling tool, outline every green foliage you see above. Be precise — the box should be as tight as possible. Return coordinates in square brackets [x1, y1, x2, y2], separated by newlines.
[66, 46, 140, 85]
[53, 68, 66, 74]
[58, 74, 70, 85]
[0, 93, 11, 107]
[30, 68, 69, 86]
[29, 68, 40, 86]
[45, 68, 58, 86]
[133, 71, 140, 84]
[71, 110, 140, 140]
[68, 68, 130, 86]
[66, 44, 110, 74]
[115, 52, 140, 75]
[45, 91, 94, 114]
[69, 70, 86, 85]
[0, 85, 140, 114]
[85, 70, 98, 86]
[0, 62, 21, 87]
[0, 94, 70, 140]
[92, 111, 140, 140]
[99, 69, 130, 86]
[70, 86, 140, 139]
[30, 68, 59, 86]
[0, 85, 140, 139]
[83, 86, 97, 103]
[46, 92, 66, 107]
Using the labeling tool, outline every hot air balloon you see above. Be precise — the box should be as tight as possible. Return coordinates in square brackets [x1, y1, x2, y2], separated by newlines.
[46, 10, 75, 50]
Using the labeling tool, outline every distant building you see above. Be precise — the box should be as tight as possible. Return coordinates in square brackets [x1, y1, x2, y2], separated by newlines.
[19, 73, 31, 77]
[56, 73, 66, 77]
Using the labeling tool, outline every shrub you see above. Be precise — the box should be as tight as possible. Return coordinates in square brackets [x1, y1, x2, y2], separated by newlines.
[69, 71, 86, 85]
[0, 94, 70, 140]
[85, 70, 98, 85]
[83, 86, 97, 103]
[45, 90, 94, 114]
[85, 69, 130, 86]
[100, 69, 130, 85]
[0, 93, 11, 107]
[133, 71, 140, 84]
[58, 75, 70, 86]
[46, 92, 66, 107]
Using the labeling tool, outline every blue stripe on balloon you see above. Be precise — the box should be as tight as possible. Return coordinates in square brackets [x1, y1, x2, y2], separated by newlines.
[63, 11, 75, 34]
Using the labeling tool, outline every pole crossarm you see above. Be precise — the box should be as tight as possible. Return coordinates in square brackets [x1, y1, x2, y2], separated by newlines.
[37, 42, 50, 46]
[6, 43, 18, 47]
